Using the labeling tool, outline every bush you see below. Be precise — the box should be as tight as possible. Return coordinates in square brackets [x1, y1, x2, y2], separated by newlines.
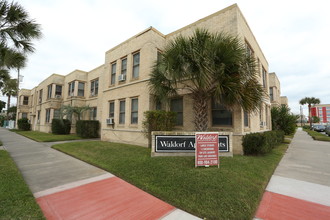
[51, 119, 71, 134]
[17, 118, 31, 131]
[271, 105, 298, 135]
[142, 110, 177, 147]
[76, 120, 100, 138]
[243, 130, 284, 155]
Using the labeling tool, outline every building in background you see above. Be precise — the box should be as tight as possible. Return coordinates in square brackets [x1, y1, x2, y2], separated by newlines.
[268, 72, 288, 108]
[311, 104, 330, 124]
[17, 4, 285, 154]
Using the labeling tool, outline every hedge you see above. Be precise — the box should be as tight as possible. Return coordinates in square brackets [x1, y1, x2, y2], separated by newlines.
[51, 119, 71, 134]
[243, 130, 284, 155]
[17, 118, 31, 131]
[76, 120, 100, 138]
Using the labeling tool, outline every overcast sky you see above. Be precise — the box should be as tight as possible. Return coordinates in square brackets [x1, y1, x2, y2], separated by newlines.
[4, 0, 330, 115]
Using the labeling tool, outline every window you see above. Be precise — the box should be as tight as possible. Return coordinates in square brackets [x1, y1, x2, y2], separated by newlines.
[131, 98, 138, 124]
[170, 97, 183, 126]
[244, 111, 249, 127]
[68, 82, 74, 96]
[37, 110, 40, 123]
[47, 84, 52, 99]
[212, 100, 232, 126]
[90, 79, 99, 96]
[119, 100, 125, 124]
[157, 50, 162, 62]
[156, 100, 162, 110]
[269, 87, 274, 101]
[262, 67, 267, 88]
[23, 96, 29, 105]
[90, 107, 97, 120]
[109, 101, 115, 118]
[22, 113, 27, 118]
[121, 58, 127, 76]
[54, 109, 60, 119]
[132, 52, 140, 78]
[78, 82, 85, 97]
[55, 85, 62, 97]
[245, 41, 254, 57]
[111, 63, 116, 85]
[39, 89, 43, 104]
[46, 109, 51, 123]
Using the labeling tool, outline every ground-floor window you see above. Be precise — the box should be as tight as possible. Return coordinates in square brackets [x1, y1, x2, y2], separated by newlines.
[131, 98, 138, 124]
[46, 109, 51, 123]
[212, 100, 232, 126]
[90, 107, 97, 120]
[244, 111, 249, 127]
[119, 100, 125, 124]
[170, 97, 183, 126]
[22, 113, 28, 118]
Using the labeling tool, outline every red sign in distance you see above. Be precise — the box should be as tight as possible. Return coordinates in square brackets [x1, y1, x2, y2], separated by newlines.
[195, 132, 219, 167]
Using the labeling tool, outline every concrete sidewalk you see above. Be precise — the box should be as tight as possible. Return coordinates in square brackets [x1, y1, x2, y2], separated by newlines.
[0, 128, 200, 220]
[255, 128, 330, 220]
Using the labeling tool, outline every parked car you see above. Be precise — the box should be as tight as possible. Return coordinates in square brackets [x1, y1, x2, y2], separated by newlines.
[313, 125, 326, 132]
[325, 126, 330, 136]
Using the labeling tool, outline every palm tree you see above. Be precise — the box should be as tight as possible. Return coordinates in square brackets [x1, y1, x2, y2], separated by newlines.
[149, 29, 266, 131]
[0, 0, 41, 85]
[299, 97, 321, 127]
[1, 78, 17, 114]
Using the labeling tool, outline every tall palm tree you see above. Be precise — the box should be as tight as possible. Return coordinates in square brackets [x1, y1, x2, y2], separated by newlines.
[1, 78, 17, 113]
[149, 29, 266, 131]
[299, 97, 321, 127]
[0, 0, 41, 85]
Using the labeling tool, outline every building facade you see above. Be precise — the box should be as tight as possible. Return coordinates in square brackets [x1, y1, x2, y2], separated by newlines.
[311, 104, 330, 124]
[17, 4, 279, 154]
[269, 72, 288, 107]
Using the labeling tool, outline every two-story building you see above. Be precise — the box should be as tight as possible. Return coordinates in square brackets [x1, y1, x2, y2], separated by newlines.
[17, 4, 281, 154]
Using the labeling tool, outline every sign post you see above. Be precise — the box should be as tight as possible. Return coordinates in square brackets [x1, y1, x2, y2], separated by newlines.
[195, 132, 219, 168]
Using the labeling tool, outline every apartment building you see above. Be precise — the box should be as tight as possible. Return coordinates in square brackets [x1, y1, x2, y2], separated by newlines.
[17, 4, 276, 154]
[269, 72, 288, 108]
[311, 104, 330, 124]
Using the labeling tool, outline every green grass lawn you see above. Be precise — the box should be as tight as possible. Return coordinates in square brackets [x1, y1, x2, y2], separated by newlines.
[53, 141, 287, 220]
[11, 130, 85, 142]
[0, 150, 45, 219]
[303, 128, 330, 141]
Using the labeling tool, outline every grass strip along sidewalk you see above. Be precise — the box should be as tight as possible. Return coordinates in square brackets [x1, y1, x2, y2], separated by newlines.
[53, 141, 287, 220]
[11, 130, 84, 142]
[303, 128, 330, 142]
[0, 149, 45, 219]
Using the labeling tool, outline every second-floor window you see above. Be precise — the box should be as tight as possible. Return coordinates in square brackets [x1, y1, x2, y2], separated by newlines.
[262, 67, 267, 88]
[132, 52, 140, 78]
[23, 96, 29, 105]
[111, 63, 116, 85]
[39, 89, 43, 104]
[212, 100, 232, 126]
[90, 79, 99, 96]
[78, 82, 85, 97]
[121, 58, 127, 76]
[55, 85, 62, 97]
[170, 97, 183, 126]
[269, 87, 274, 101]
[68, 82, 74, 96]
[47, 84, 52, 99]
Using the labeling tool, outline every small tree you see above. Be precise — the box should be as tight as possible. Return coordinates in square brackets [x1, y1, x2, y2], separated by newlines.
[299, 97, 321, 127]
[60, 105, 91, 121]
[142, 110, 177, 148]
[311, 116, 320, 124]
[271, 105, 298, 135]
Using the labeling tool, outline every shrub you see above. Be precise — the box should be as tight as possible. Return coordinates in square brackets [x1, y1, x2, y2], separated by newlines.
[243, 130, 284, 155]
[17, 118, 31, 131]
[142, 110, 177, 147]
[271, 105, 298, 135]
[76, 120, 100, 138]
[51, 119, 71, 134]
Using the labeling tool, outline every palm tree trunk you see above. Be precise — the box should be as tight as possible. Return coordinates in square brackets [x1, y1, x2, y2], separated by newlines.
[308, 104, 312, 127]
[193, 93, 209, 131]
[6, 95, 10, 116]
